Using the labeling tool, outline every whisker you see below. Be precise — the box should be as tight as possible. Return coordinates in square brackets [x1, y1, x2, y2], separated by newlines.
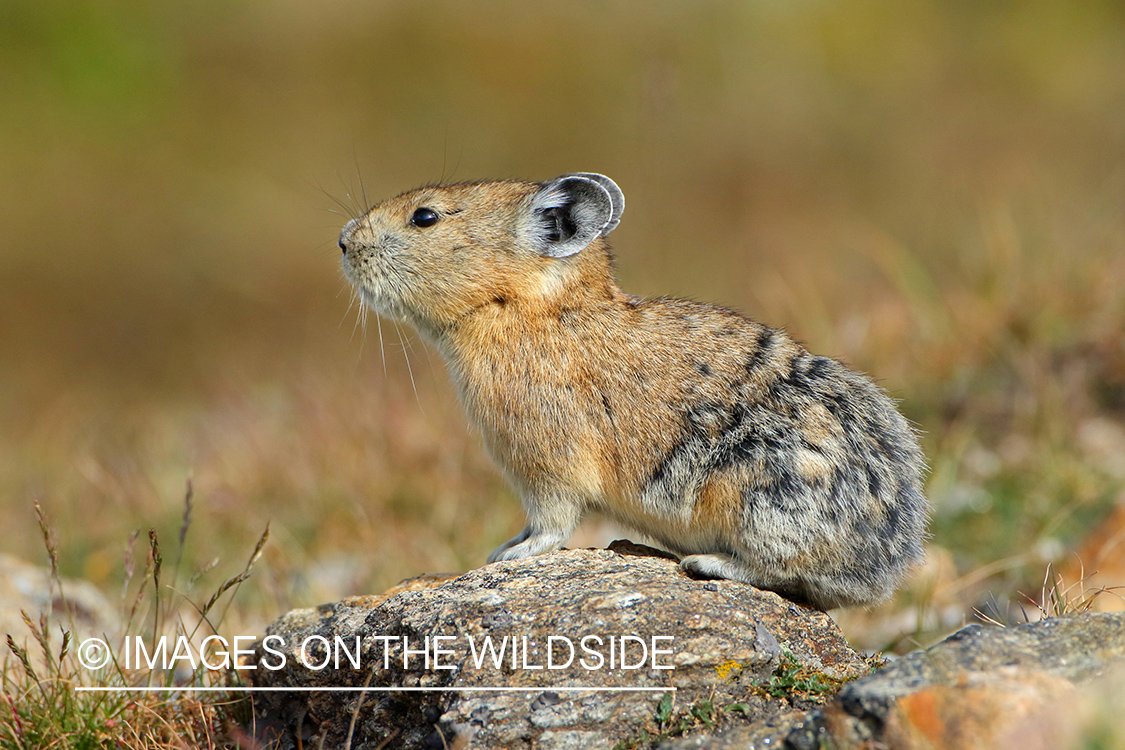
[351, 293, 365, 342]
[375, 307, 387, 378]
[420, 331, 440, 380]
[439, 125, 462, 183]
[352, 303, 367, 376]
[314, 178, 360, 222]
[353, 144, 369, 214]
[394, 320, 424, 415]
[338, 279, 365, 337]
[335, 171, 363, 221]
[440, 127, 449, 184]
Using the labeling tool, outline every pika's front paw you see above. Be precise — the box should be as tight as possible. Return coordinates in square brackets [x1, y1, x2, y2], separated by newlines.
[487, 525, 570, 563]
[487, 526, 531, 563]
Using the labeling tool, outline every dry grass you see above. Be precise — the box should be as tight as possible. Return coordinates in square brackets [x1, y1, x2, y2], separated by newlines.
[1, 0, 1124, 744]
[2, 501, 268, 749]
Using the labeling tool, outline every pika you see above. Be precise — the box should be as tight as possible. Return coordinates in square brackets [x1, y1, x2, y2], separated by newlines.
[339, 173, 928, 609]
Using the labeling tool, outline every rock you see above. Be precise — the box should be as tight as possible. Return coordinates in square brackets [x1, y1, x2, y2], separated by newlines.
[245, 542, 1125, 750]
[246, 541, 870, 749]
[786, 612, 1125, 750]
[0, 553, 120, 650]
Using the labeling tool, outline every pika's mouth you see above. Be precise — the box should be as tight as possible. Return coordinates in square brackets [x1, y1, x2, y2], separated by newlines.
[341, 245, 410, 322]
[356, 285, 390, 316]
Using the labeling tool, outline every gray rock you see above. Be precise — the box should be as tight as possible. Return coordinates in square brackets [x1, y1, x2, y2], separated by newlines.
[657, 613, 1125, 750]
[247, 539, 1125, 750]
[0, 553, 120, 650]
[246, 541, 869, 749]
[785, 613, 1125, 750]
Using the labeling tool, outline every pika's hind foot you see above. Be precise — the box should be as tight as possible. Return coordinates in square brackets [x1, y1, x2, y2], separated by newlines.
[681, 554, 841, 609]
[679, 553, 756, 583]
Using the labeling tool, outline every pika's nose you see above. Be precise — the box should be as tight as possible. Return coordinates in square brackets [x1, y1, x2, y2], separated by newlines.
[339, 218, 361, 255]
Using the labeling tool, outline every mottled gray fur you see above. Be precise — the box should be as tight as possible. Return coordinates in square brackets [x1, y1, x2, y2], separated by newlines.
[339, 173, 929, 610]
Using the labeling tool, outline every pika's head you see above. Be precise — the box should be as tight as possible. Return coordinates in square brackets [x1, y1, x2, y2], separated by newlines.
[339, 173, 624, 335]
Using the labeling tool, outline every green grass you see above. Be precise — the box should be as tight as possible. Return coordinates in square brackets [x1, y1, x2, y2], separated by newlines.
[610, 693, 721, 750]
[750, 654, 849, 705]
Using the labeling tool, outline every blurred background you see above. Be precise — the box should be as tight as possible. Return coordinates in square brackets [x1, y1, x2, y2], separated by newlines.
[1, 0, 1123, 648]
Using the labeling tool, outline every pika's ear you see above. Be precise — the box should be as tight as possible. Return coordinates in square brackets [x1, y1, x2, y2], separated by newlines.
[523, 173, 625, 258]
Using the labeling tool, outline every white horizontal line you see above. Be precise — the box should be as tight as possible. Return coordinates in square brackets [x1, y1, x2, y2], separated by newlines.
[75, 686, 675, 693]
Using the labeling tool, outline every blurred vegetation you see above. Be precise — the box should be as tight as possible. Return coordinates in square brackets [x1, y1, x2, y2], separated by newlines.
[2, 502, 262, 749]
[1, 0, 1123, 649]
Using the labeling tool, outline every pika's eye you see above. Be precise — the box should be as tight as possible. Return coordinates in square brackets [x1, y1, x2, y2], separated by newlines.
[411, 207, 439, 228]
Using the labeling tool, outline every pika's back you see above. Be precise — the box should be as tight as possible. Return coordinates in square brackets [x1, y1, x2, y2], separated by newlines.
[339, 173, 927, 609]
[620, 298, 926, 607]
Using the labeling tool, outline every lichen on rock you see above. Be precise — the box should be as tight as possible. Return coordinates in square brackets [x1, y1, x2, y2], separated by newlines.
[246, 542, 868, 749]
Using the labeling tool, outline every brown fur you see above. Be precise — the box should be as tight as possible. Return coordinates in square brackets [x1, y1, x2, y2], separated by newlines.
[340, 174, 929, 609]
